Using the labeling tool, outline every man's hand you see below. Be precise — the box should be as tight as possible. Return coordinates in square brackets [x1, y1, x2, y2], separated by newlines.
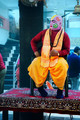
[34, 51, 40, 57]
[49, 49, 59, 57]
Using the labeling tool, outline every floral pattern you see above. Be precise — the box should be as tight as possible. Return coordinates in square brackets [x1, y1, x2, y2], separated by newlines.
[0, 88, 80, 114]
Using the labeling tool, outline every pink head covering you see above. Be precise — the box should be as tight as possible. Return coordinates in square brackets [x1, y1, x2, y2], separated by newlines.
[50, 15, 62, 30]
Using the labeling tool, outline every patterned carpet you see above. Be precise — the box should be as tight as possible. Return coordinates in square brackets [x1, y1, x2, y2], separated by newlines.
[0, 88, 80, 99]
[0, 88, 80, 115]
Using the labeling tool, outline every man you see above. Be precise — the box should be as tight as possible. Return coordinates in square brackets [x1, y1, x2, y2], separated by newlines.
[67, 46, 80, 90]
[28, 15, 70, 98]
[0, 53, 6, 94]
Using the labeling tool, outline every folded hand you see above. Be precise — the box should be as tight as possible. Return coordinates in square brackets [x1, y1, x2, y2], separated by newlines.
[49, 49, 58, 57]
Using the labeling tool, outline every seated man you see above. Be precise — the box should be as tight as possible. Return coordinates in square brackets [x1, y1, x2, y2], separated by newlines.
[28, 15, 70, 98]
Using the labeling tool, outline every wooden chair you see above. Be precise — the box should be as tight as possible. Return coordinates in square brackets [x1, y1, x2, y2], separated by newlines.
[30, 43, 68, 97]
[30, 55, 68, 97]
[30, 75, 68, 97]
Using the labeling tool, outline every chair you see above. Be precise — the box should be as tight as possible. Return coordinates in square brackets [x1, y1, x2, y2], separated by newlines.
[65, 75, 68, 97]
[30, 76, 68, 97]
[30, 44, 68, 97]
[30, 56, 69, 97]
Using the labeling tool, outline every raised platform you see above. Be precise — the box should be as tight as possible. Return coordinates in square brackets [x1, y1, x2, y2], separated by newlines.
[0, 88, 80, 115]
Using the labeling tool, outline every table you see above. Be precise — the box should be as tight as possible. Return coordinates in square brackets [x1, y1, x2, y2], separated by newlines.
[0, 88, 80, 120]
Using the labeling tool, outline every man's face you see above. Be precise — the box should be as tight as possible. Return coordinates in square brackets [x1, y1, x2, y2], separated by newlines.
[50, 16, 62, 30]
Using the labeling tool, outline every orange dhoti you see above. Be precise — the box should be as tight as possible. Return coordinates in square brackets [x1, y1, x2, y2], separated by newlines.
[28, 56, 68, 90]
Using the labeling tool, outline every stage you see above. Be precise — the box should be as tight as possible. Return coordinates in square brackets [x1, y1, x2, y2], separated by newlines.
[0, 88, 80, 115]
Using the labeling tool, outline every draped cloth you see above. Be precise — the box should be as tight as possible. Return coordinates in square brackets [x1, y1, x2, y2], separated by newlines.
[41, 29, 64, 67]
[28, 29, 68, 90]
